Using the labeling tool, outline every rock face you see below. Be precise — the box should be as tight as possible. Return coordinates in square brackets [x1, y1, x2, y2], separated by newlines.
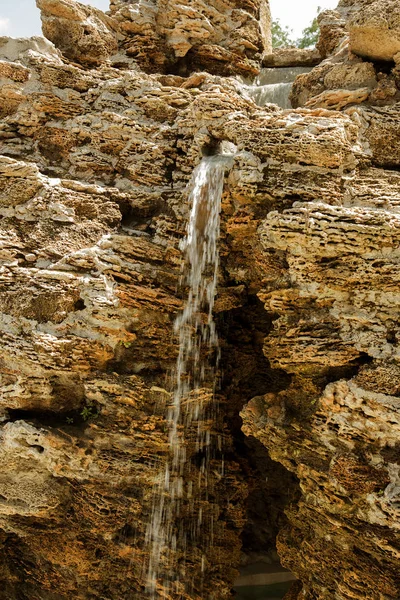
[0, 28, 251, 600]
[345, 0, 400, 61]
[0, 1, 400, 600]
[110, 0, 272, 75]
[37, 0, 119, 66]
[37, 0, 272, 75]
[291, 1, 400, 109]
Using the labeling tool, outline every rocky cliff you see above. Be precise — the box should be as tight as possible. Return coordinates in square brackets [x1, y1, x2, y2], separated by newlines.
[0, 0, 399, 599]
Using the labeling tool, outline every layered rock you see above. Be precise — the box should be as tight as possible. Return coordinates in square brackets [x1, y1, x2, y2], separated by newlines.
[0, 28, 253, 599]
[37, 0, 119, 66]
[291, 0, 400, 109]
[110, 0, 272, 75]
[0, 0, 400, 599]
[262, 47, 321, 68]
[237, 3, 400, 599]
[345, 0, 400, 61]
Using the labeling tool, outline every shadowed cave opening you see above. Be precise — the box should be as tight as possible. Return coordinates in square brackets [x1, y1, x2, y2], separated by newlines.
[215, 293, 378, 598]
[216, 296, 300, 598]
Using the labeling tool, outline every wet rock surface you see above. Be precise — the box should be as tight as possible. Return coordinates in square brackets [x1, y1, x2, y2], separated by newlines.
[0, 1, 399, 599]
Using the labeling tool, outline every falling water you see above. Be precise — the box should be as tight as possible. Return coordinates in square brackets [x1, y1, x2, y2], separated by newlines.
[250, 82, 293, 109]
[242, 66, 312, 109]
[146, 155, 232, 598]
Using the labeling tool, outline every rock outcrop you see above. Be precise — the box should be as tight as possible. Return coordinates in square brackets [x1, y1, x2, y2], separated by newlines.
[262, 47, 321, 68]
[0, 1, 400, 599]
[346, 0, 400, 61]
[291, 0, 400, 109]
[37, 0, 119, 66]
[110, 0, 272, 75]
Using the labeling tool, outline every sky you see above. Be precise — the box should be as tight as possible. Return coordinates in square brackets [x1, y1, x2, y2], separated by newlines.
[0, 0, 339, 40]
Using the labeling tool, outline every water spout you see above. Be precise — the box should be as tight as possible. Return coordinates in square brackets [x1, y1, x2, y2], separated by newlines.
[146, 155, 232, 598]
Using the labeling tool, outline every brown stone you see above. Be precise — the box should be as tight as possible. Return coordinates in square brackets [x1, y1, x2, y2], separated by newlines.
[304, 87, 369, 110]
[37, 0, 119, 67]
[347, 0, 400, 61]
[317, 9, 347, 58]
[1, 1, 400, 599]
[262, 47, 321, 68]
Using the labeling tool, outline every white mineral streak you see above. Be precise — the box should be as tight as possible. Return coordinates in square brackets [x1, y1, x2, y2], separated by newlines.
[146, 155, 231, 597]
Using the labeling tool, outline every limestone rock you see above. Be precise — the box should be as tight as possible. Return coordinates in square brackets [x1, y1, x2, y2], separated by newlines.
[262, 47, 321, 68]
[304, 87, 369, 109]
[238, 143, 400, 599]
[0, 30, 260, 600]
[291, 1, 400, 110]
[109, 0, 272, 75]
[317, 9, 347, 58]
[37, 0, 119, 67]
[348, 103, 400, 167]
[1, 1, 400, 600]
[347, 0, 400, 61]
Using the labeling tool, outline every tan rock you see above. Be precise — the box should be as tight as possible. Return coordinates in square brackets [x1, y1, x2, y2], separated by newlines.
[324, 62, 377, 90]
[317, 9, 347, 58]
[1, 3, 400, 600]
[110, 0, 271, 75]
[304, 87, 369, 110]
[369, 73, 399, 105]
[262, 47, 321, 68]
[291, 61, 377, 109]
[347, 0, 400, 61]
[349, 102, 400, 167]
[37, 0, 119, 67]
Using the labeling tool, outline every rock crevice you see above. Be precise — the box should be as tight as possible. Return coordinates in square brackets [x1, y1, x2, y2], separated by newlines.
[0, 0, 399, 599]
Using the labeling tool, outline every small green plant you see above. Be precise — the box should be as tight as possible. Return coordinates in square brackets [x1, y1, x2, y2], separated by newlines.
[80, 406, 98, 421]
[66, 417, 74, 424]
[122, 341, 132, 349]
[297, 7, 322, 49]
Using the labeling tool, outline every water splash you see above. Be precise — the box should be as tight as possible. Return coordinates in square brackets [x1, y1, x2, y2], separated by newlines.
[146, 155, 232, 598]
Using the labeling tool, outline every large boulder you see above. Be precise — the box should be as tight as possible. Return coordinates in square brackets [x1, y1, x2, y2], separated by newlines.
[37, 0, 119, 67]
[345, 0, 400, 61]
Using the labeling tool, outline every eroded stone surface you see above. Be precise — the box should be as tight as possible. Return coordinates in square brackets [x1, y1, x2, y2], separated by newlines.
[346, 0, 400, 61]
[37, 0, 119, 67]
[262, 47, 321, 68]
[108, 0, 271, 75]
[1, 1, 400, 599]
[291, 2, 400, 111]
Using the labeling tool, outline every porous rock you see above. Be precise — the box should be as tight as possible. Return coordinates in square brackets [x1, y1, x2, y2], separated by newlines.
[109, 0, 272, 75]
[262, 47, 321, 68]
[0, 1, 400, 599]
[37, 0, 119, 66]
[291, 1, 400, 111]
[346, 0, 400, 61]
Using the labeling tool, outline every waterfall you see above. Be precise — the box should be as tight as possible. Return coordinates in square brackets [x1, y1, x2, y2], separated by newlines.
[242, 66, 312, 109]
[250, 82, 293, 109]
[146, 155, 232, 598]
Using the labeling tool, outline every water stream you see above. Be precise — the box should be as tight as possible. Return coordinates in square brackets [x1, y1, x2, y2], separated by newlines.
[146, 155, 232, 598]
[242, 66, 312, 109]
[144, 66, 309, 597]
